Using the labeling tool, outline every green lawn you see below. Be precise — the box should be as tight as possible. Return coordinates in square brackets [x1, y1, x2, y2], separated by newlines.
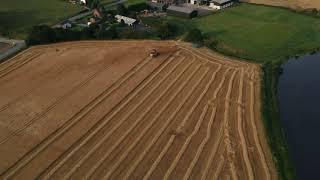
[145, 3, 320, 62]
[0, 0, 84, 39]
[125, 0, 146, 6]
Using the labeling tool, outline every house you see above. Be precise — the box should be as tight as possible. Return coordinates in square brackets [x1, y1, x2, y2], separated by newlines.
[149, 0, 175, 5]
[187, 0, 235, 9]
[87, 16, 102, 26]
[209, 0, 235, 9]
[61, 20, 73, 29]
[80, 0, 86, 4]
[93, 8, 103, 19]
[115, 15, 137, 26]
[166, 5, 197, 18]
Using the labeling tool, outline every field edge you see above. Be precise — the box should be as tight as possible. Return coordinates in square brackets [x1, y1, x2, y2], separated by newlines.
[261, 63, 296, 180]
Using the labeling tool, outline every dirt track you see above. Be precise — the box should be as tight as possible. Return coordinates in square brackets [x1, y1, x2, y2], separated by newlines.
[242, 0, 320, 10]
[0, 40, 277, 179]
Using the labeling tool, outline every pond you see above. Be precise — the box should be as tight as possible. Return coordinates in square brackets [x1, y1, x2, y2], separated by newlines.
[278, 53, 320, 179]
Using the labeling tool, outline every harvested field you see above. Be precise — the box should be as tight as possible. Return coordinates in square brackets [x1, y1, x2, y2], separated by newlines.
[0, 40, 277, 179]
[242, 0, 320, 10]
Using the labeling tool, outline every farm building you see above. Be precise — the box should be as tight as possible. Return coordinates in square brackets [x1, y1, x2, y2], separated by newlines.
[147, 1, 167, 11]
[61, 20, 73, 29]
[187, 0, 235, 9]
[166, 5, 198, 18]
[209, 0, 235, 9]
[115, 15, 137, 26]
[149, 0, 175, 5]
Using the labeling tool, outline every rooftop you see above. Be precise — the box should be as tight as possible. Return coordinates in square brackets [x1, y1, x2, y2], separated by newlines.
[167, 5, 195, 14]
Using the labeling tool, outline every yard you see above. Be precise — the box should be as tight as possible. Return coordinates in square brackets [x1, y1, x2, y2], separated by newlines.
[143, 3, 320, 62]
[0, 0, 84, 39]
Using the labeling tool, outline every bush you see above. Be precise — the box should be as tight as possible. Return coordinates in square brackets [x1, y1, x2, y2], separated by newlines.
[116, 4, 128, 16]
[183, 28, 204, 44]
[204, 37, 219, 49]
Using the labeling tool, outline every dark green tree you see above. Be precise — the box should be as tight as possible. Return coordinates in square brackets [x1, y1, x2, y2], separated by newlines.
[184, 28, 204, 44]
[157, 21, 176, 40]
[116, 4, 128, 16]
[27, 25, 56, 45]
[87, 0, 101, 9]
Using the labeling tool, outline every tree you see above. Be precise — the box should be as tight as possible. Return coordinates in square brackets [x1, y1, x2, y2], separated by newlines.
[116, 4, 128, 16]
[183, 28, 204, 44]
[157, 21, 176, 40]
[27, 25, 56, 45]
[86, 0, 101, 9]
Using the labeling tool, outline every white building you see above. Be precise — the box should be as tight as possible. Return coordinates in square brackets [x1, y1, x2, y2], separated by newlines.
[209, 0, 234, 9]
[61, 20, 73, 29]
[188, 0, 235, 9]
[115, 15, 137, 26]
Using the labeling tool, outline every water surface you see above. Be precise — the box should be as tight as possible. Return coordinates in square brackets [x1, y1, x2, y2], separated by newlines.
[278, 53, 320, 179]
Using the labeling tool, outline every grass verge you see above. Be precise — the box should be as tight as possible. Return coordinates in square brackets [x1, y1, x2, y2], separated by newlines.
[261, 63, 296, 180]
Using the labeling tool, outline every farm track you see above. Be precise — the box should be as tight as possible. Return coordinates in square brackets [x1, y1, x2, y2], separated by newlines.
[0, 41, 276, 180]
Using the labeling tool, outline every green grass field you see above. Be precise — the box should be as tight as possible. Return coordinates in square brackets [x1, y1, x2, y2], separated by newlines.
[125, 0, 146, 6]
[0, 0, 84, 39]
[144, 3, 320, 62]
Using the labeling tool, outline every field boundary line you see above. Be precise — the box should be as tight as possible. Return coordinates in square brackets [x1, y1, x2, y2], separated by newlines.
[163, 104, 209, 180]
[0, 52, 42, 79]
[121, 68, 211, 180]
[101, 65, 207, 180]
[37, 52, 184, 179]
[182, 105, 217, 180]
[0, 51, 138, 144]
[199, 68, 232, 180]
[0, 52, 33, 71]
[0, 47, 37, 69]
[223, 70, 238, 180]
[1, 49, 175, 179]
[212, 156, 226, 180]
[249, 71, 271, 180]
[237, 68, 254, 180]
[48, 55, 189, 179]
[165, 65, 223, 179]
[85, 59, 198, 179]
[142, 67, 218, 180]
[178, 45, 240, 68]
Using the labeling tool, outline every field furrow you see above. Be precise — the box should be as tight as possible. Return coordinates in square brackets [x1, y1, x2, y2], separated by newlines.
[0, 52, 42, 78]
[0, 41, 276, 180]
[44, 55, 192, 179]
[1, 47, 176, 179]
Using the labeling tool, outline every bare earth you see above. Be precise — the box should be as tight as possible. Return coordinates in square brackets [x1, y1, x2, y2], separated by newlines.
[0, 41, 277, 179]
[242, 0, 320, 10]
